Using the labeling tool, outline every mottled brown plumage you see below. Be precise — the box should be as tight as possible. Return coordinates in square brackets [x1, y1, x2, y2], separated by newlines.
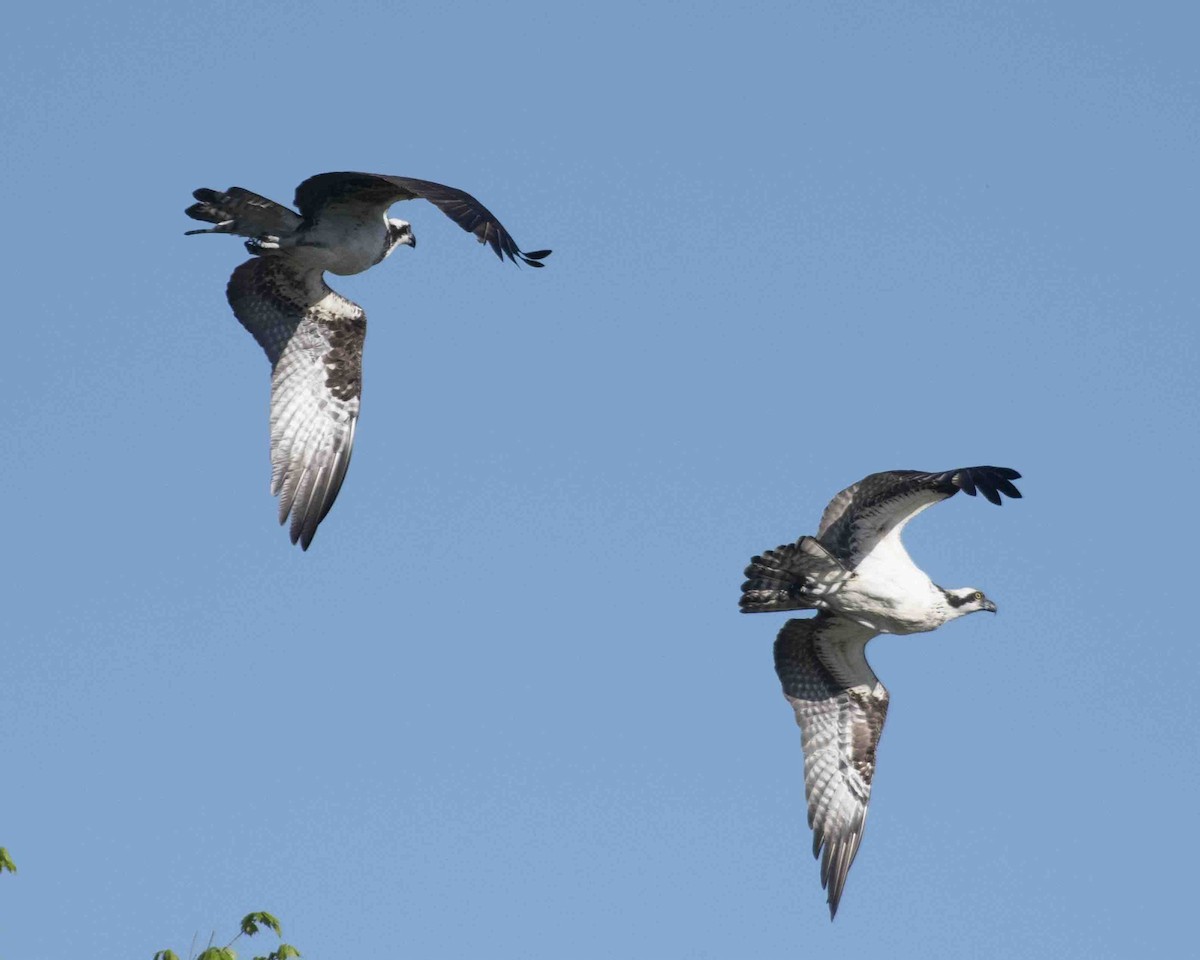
[226, 257, 363, 550]
[773, 614, 888, 919]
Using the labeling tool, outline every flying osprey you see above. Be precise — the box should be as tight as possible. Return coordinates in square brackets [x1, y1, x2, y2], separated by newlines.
[739, 466, 1022, 918]
[185, 172, 550, 549]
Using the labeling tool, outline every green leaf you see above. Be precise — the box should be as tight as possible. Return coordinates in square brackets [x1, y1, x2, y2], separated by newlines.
[253, 943, 302, 960]
[197, 948, 236, 960]
[0, 847, 16, 874]
[241, 911, 282, 938]
[153, 951, 180, 960]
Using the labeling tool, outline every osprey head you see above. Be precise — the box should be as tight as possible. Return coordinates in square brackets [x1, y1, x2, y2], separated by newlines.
[942, 587, 997, 617]
[384, 218, 416, 257]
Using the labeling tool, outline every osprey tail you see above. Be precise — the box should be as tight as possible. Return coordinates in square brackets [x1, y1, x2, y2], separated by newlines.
[740, 537, 852, 614]
[184, 187, 303, 240]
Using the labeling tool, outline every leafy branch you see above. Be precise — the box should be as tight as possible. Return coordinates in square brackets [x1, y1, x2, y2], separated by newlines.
[154, 911, 300, 960]
[0, 847, 16, 874]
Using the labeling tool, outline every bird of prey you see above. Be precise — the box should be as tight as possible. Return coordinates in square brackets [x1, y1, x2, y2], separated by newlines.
[185, 172, 551, 549]
[739, 466, 1022, 918]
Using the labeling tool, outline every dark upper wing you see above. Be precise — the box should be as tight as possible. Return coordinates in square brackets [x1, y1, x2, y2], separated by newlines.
[816, 466, 1022, 566]
[292, 172, 551, 267]
[774, 614, 888, 920]
[226, 257, 365, 550]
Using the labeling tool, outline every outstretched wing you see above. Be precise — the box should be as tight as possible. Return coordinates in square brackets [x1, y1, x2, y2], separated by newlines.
[226, 257, 365, 550]
[774, 614, 888, 919]
[816, 466, 1022, 567]
[292, 172, 552, 267]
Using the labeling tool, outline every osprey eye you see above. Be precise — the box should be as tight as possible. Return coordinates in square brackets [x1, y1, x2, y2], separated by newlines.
[973, 591, 983, 600]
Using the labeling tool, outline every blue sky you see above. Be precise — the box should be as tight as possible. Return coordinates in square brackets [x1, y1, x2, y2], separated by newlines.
[2, 2, 1197, 957]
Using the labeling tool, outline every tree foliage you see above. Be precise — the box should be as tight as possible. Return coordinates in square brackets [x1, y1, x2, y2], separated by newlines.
[154, 911, 301, 960]
[0, 847, 16, 874]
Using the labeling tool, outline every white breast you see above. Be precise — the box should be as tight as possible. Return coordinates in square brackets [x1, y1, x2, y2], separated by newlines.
[831, 528, 946, 634]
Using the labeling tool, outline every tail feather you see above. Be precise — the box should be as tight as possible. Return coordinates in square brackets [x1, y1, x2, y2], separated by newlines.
[184, 187, 302, 238]
[740, 537, 852, 613]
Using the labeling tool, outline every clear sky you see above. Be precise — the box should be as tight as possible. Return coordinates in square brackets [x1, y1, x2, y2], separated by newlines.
[2, 2, 1197, 957]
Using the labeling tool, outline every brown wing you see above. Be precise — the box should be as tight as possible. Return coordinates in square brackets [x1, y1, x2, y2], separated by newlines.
[774, 614, 889, 919]
[292, 172, 551, 266]
[226, 257, 365, 549]
[816, 466, 1022, 566]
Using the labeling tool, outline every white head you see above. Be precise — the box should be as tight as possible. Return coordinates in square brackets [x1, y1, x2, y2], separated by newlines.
[383, 218, 416, 258]
[941, 587, 998, 620]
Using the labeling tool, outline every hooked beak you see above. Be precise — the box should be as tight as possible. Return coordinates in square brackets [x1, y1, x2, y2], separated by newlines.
[982, 599, 997, 613]
[404, 233, 417, 249]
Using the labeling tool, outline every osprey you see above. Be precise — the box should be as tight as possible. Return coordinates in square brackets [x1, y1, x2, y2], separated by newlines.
[185, 172, 550, 549]
[739, 465, 1022, 918]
